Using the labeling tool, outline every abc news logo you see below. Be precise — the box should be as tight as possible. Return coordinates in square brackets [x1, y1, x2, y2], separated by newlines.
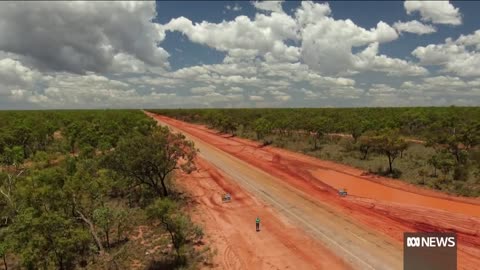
[404, 233, 457, 270]
[406, 236, 456, 248]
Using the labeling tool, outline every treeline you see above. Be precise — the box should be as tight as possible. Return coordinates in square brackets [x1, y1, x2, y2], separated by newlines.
[147, 107, 480, 196]
[146, 107, 480, 139]
[0, 110, 206, 269]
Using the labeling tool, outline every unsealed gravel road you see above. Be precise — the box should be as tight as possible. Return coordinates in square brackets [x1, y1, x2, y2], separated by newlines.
[147, 112, 404, 270]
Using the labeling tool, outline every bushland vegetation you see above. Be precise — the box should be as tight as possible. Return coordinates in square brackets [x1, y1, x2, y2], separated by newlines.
[147, 107, 480, 197]
[0, 110, 210, 269]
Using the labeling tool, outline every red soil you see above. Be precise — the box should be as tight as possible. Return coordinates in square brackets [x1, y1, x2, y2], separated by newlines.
[179, 158, 351, 269]
[148, 113, 480, 270]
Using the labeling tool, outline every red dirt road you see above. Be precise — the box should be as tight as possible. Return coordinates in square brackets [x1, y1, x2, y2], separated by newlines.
[179, 158, 350, 269]
[147, 112, 480, 270]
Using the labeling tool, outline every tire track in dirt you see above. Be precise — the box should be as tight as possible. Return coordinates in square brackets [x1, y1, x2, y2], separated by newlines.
[223, 244, 245, 270]
[184, 166, 248, 269]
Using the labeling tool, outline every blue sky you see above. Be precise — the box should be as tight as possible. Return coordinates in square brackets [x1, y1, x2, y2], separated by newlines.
[0, 1, 479, 109]
[157, 1, 480, 69]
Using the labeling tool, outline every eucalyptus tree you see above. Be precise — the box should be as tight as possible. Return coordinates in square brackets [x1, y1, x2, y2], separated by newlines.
[104, 126, 197, 197]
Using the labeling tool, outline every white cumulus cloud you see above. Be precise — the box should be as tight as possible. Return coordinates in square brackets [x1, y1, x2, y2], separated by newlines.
[0, 58, 41, 89]
[253, 1, 284, 13]
[404, 1, 462, 25]
[393, 20, 436, 35]
[165, 11, 299, 63]
[354, 43, 428, 76]
[297, 2, 426, 76]
[412, 30, 480, 77]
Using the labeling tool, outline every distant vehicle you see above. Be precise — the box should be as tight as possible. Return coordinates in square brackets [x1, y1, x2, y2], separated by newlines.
[338, 188, 348, 197]
[222, 193, 231, 202]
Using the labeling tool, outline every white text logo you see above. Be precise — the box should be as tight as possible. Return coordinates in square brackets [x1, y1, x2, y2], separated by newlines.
[406, 236, 456, 248]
